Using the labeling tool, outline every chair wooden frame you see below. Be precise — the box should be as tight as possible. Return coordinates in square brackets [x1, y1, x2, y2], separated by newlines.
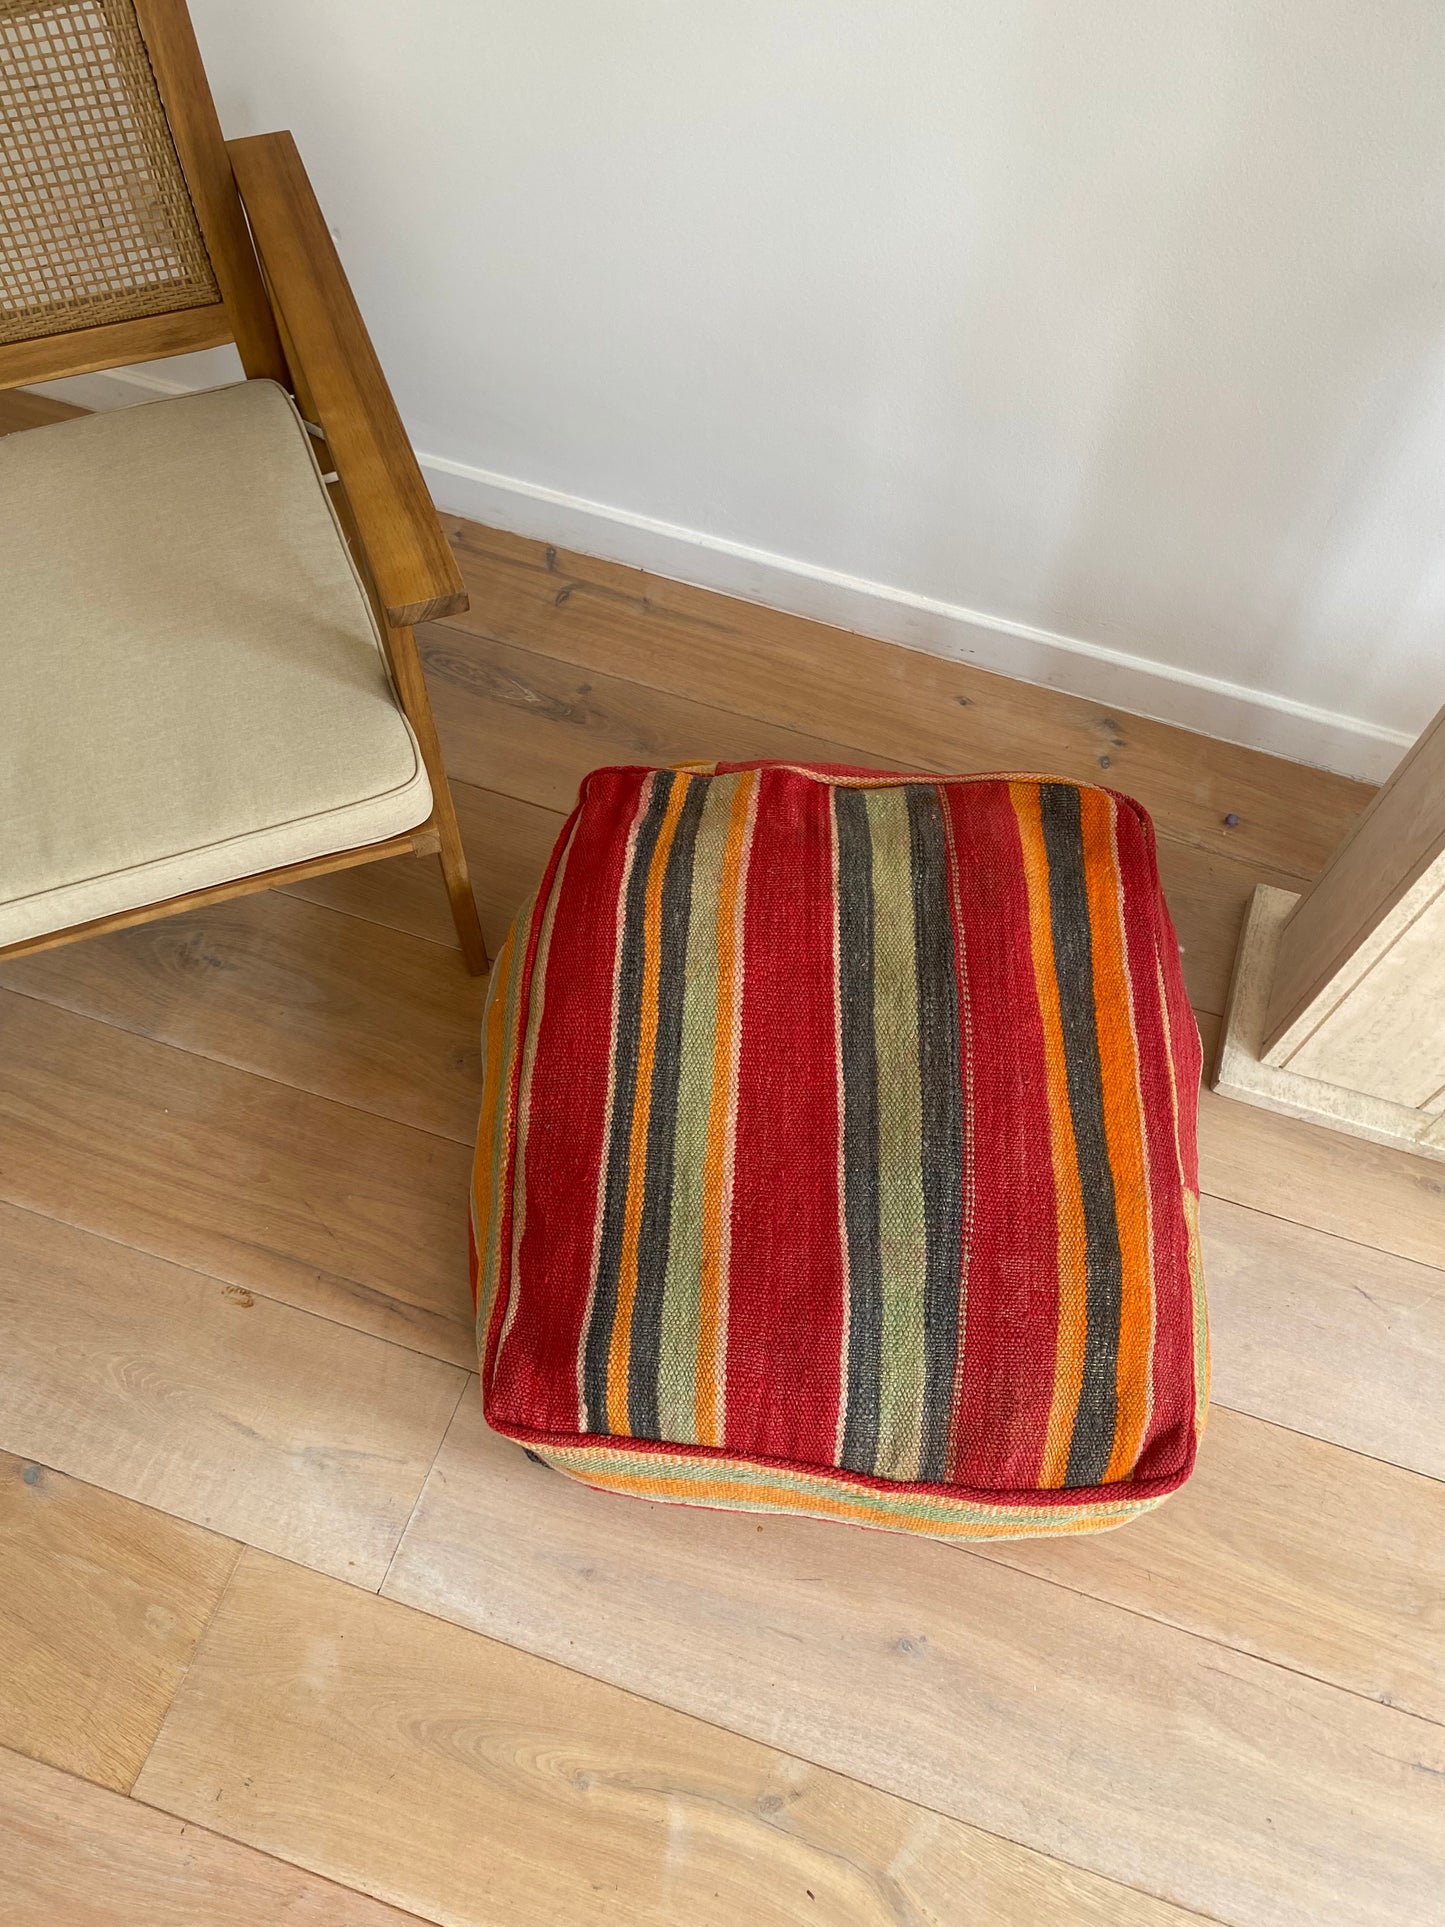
[0, 0, 488, 971]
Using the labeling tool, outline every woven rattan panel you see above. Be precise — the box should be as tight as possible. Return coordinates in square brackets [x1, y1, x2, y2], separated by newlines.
[0, 0, 218, 345]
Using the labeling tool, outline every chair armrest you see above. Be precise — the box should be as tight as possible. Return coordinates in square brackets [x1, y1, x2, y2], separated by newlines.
[227, 131, 466, 628]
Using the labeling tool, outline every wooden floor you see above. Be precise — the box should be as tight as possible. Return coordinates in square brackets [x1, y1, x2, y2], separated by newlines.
[2, 392, 1442, 1927]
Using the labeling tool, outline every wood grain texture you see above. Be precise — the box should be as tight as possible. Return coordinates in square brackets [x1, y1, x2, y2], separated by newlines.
[2, 1748, 431, 1927]
[0, 891, 488, 1144]
[1197, 1012, 1445, 1268]
[1203, 1193, 1445, 1477]
[0, 390, 87, 432]
[439, 518, 1372, 876]
[149, 1528, 1445, 1927]
[984, 1407, 1445, 1723]
[419, 622, 1306, 1015]
[228, 132, 464, 627]
[0, 990, 475, 1368]
[419, 617, 888, 805]
[137, 1548, 1205, 1927]
[0, 1453, 237, 1790]
[0, 1204, 464, 1586]
[282, 783, 563, 954]
[0, 306, 234, 390]
[385, 1379, 1445, 1742]
[387, 1393, 1445, 1823]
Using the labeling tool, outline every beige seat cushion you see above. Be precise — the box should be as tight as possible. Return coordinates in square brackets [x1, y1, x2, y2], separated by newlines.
[0, 379, 431, 947]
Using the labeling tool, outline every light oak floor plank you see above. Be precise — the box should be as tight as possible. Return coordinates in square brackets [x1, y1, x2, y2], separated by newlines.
[281, 783, 563, 956]
[440, 517, 1373, 877]
[386, 1392, 1445, 1794]
[0, 990, 475, 1369]
[155, 1542, 1443, 1927]
[2, 1747, 431, 1927]
[0, 1453, 237, 1792]
[1197, 1015, 1445, 1269]
[135, 1547, 1208, 1927]
[1202, 1193, 1445, 1476]
[0, 891, 487, 1144]
[420, 618, 891, 806]
[0, 1204, 465, 1587]
[982, 1406, 1445, 1721]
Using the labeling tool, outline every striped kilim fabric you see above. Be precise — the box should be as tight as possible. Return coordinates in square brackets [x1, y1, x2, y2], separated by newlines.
[473, 763, 1208, 1541]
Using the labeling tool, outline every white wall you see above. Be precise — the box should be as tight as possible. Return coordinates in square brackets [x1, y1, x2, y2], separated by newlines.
[71, 1, 1445, 776]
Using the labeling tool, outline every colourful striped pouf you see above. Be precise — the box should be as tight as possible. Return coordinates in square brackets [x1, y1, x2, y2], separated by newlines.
[472, 763, 1208, 1541]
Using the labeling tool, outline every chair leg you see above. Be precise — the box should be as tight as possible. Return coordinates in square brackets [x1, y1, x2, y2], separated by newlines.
[435, 793, 489, 974]
[373, 618, 490, 974]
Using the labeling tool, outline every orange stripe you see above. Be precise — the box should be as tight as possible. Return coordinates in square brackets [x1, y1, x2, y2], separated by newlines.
[695, 769, 757, 1445]
[605, 773, 692, 1431]
[1077, 790, 1154, 1481]
[1009, 782, 1089, 1488]
[541, 1462, 1149, 1539]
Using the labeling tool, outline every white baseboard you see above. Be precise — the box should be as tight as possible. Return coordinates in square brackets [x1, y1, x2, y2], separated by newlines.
[32, 367, 1412, 783]
[421, 452, 1410, 783]
[33, 365, 206, 409]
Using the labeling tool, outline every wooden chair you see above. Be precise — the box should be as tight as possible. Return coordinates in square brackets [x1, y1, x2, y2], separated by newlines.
[0, 0, 488, 970]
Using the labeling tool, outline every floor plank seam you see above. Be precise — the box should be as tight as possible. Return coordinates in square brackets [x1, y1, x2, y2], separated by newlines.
[960, 1534, 1445, 1731]
[377, 1373, 475, 1599]
[0, 1193, 475, 1374]
[1193, 1178, 1445, 1275]
[157, 1545, 1240, 1927]
[0, 981, 484, 1151]
[432, 610, 1328, 881]
[273, 877, 465, 952]
[124, 1536, 244, 1797]
[1206, 1398, 1445, 1486]
[5, 1189, 1436, 1729]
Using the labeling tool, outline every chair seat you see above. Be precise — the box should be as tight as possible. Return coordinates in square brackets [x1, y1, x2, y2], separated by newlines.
[0, 380, 432, 948]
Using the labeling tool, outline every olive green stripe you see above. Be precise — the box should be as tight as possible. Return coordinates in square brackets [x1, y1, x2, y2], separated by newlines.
[656, 773, 737, 1441]
[862, 788, 927, 1479]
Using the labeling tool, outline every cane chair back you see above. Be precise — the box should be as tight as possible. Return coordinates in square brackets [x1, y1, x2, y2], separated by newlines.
[0, 0, 217, 343]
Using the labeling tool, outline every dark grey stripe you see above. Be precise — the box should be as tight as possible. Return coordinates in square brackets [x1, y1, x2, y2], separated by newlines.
[1038, 782, 1123, 1487]
[628, 775, 709, 1437]
[582, 771, 675, 1434]
[835, 787, 883, 1476]
[906, 785, 965, 1483]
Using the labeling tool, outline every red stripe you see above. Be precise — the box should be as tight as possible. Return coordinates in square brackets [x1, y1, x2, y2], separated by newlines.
[943, 781, 1059, 1489]
[723, 768, 846, 1461]
[484, 770, 636, 1433]
[1119, 796, 1203, 1481]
